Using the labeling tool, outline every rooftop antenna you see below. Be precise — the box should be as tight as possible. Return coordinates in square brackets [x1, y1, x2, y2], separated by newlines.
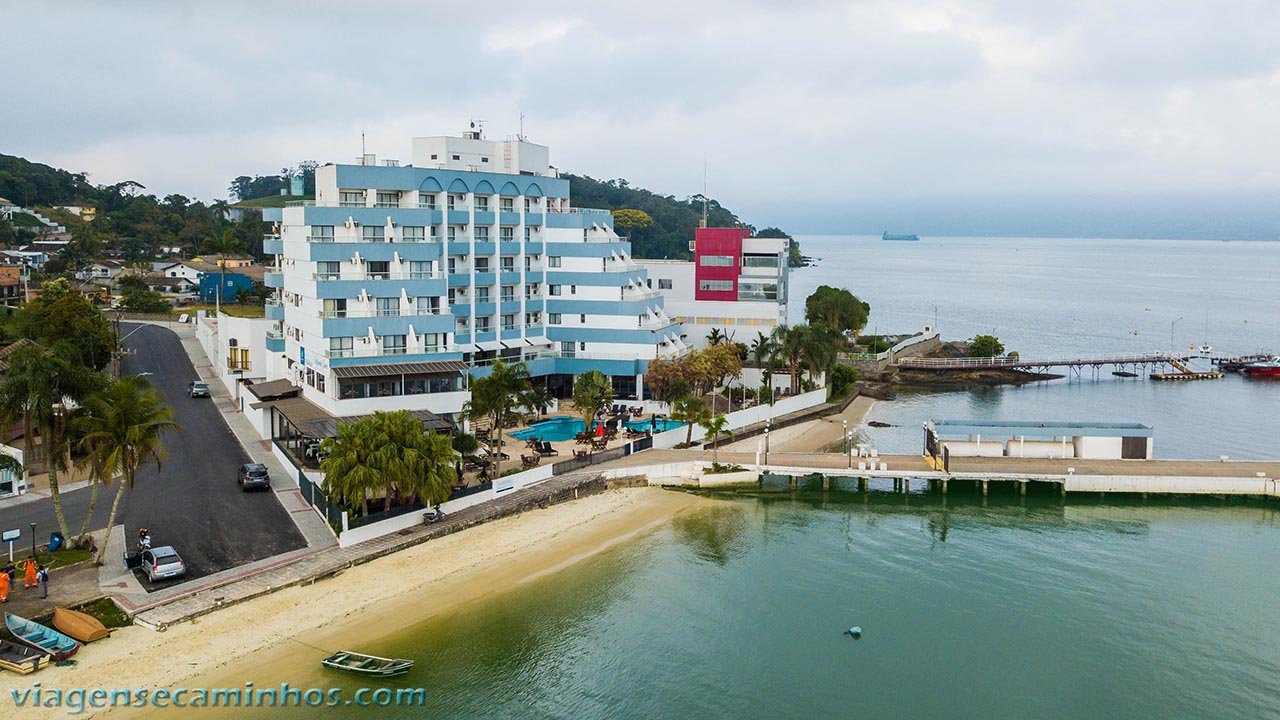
[518, 112, 526, 141]
[700, 159, 708, 229]
[361, 132, 366, 160]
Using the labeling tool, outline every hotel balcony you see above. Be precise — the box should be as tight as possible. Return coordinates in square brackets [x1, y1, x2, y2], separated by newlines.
[264, 271, 284, 288]
[262, 234, 283, 255]
[265, 298, 284, 320]
[265, 329, 285, 352]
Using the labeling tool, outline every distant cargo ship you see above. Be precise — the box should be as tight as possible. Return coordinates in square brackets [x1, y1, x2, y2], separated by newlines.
[882, 232, 920, 242]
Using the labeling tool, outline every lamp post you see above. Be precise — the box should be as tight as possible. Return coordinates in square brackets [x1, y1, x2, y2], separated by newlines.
[29, 522, 35, 559]
[842, 419, 848, 455]
[764, 419, 770, 465]
[847, 431, 853, 469]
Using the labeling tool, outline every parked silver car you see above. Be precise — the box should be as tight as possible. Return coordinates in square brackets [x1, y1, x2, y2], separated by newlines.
[141, 546, 186, 582]
[188, 380, 210, 398]
[238, 463, 271, 491]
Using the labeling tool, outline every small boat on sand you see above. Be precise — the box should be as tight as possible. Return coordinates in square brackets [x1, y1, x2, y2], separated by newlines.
[321, 651, 413, 677]
[5, 613, 80, 661]
[0, 640, 51, 674]
[52, 608, 109, 643]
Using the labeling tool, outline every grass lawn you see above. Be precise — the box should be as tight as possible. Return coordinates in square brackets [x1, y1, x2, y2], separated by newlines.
[174, 303, 265, 318]
[232, 195, 311, 208]
[71, 597, 132, 629]
[8, 212, 45, 227]
[41, 546, 94, 570]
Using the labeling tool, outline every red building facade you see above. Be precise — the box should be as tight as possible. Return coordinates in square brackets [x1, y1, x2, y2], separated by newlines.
[692, 227, 749, 301]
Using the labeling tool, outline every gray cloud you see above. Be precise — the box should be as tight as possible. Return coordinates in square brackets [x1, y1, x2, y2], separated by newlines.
[3, 0, 1278, 237]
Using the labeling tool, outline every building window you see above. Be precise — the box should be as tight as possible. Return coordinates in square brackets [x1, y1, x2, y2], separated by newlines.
[579, 314, 586, 324]
[362, 226, 385, 242]
[322, 298, 347, 318]
[475, 196, 489, 211]
[339, 191, 363, 208]
[410, 261, 433, 279]
[475, 257, 490, 273]
[310, 226, 334, 242]
[699, 280, 734, 292]
[570, 285, 576, 295]
[549, 313, 561, 325]
[549, 285, 561, 296]
[402, 226, 426, 242]
[452, 154, 460, 160]
[501, 256, 514, 272]
[738, 282, 778, 301]
[501, 285, 515, 302]
[447, 288, 457, 304]
[699, 255, 735, 267]
[476, 316, 491, 333]
[421, 332, 441, 353]
[500, 227, 514, 242]
[475, 227, 489, 241]
[416, 296, 439, 315]
[500, 197, 514, 212]
[502, 314, 515, 331]
[526, 283, 540, 298]
[658, 279, 673, 290]
[742, 254, 779, 268]
[375, 191, 399, 208]
[316, 261, 341, 281]
[329, 336, 353, 356]
[430, 154, 438, 160]
[524, 227, 532, 241]
[376, 297, 400, 317]
[525, 312, 541, 325]
[477, 286, 490, 303]
[481, 157, 489, 163]
[548, 256, 562, 268]
[381, 335, 406, 354]
[418, 193, 437, 209]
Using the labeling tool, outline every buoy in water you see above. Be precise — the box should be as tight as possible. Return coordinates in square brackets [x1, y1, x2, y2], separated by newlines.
[844, 626, 862, 638]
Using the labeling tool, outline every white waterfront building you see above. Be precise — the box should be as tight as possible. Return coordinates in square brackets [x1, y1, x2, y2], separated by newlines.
[211, 130, 688, 427]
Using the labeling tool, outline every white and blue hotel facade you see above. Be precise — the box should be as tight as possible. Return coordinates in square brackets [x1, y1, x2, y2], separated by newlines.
[251, 132, 689, 424]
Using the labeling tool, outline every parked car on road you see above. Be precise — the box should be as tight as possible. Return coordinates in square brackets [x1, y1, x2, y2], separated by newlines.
[238, 463, 271, 491]
[141, 546, 186, 582]
[188, 380, 210, 398]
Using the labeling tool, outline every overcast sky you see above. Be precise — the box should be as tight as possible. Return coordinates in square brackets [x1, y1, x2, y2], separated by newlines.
[5, 1, 1279, 238]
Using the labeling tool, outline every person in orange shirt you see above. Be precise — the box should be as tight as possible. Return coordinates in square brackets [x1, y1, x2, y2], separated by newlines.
[23, 557, 37, 589]
[0, 569, 9, 603]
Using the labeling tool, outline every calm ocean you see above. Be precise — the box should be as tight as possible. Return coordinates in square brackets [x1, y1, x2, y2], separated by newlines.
[788, 235, 1280, 459]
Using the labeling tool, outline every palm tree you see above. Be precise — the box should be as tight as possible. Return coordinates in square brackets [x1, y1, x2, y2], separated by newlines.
[410, 430, 459, 508]
[368, 410, 457, 511]
[671, 394, 710, 447]
[0, 343, 103, 541]
[205, 229, 243, 315]
[706, 327, 726, 346]
[699, 413, 734, 464]
[76, 377, 178, 564]
[463, 360, 531, 479]
[572, 370, 614, 433]
[521, 384, 554, 420]
[319, 418, 382, 517]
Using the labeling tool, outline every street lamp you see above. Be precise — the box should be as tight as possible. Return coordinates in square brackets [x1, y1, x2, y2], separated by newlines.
[842, 419, 848, 454]
[764, 419, 770, 465]
[29, 522, 35, 559]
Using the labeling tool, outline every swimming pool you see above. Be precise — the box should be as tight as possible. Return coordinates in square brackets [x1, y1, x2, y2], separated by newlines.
[511, 416, 589, 442]
[624, 418, 685, 433]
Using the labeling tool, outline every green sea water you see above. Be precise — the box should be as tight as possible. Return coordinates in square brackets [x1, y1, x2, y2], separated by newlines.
[238, 491, 1280, 719]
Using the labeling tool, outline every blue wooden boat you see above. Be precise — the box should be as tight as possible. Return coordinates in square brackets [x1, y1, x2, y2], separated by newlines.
[5, 613, 80, 661]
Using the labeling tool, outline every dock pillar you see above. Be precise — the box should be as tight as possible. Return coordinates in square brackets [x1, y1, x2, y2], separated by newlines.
[1060, 482, 1066, 497]
[903, 479, 910, 493]
[859, 477, 867, 494]
[981, 480, 989, 496]
[823, 477, 830, 492]
[1019, 481, 1027, 496]
[941, 479, 948, 494]
[789, 476, 797, 491]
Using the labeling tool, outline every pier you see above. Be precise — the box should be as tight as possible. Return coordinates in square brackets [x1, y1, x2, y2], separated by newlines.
[595, 450, 1280, 499]
[898, 353, 1222, 380]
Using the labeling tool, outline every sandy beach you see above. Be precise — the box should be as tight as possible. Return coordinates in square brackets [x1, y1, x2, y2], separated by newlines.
[0, 487, 710, 720]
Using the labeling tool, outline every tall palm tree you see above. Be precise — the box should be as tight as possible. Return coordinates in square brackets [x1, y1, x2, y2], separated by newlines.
[205, 228, 243, 315]
[319, 418, 382, 516]
[0, 343, 103, 541]
[410, 430, 459, 508]
[706, 327, 726, 346]
[699, 413, 734, 464]
[671, 394, 710, 447]
[76, 377, 178, 564]
[463, 360, 531, 479]
[572, 370, 614, 433]
[521, 384, 554, 420]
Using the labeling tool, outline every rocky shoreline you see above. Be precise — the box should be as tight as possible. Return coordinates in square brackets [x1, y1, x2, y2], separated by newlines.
[853, 340, 1063, 399]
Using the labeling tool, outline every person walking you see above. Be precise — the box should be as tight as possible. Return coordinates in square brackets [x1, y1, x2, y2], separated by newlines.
[22, 557, 37, 589]
[0, 568, 9, 603]
[37, 565, 48, 600]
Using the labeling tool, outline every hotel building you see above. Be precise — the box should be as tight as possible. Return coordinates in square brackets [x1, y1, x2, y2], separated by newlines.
[244, 130, 688, 424]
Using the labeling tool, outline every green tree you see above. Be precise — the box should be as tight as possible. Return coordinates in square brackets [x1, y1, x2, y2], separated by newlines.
[572, 370, 614, 433]
[699, 413, 734, 464]
[804, 285, 870, 335]
[120, 288, 170, 314]
[706, 327, 726, 346]
[8, 278, 114, 370]
[969, 335, 1005, 357]
[671, 394, 710, 447]
[521, 384, 554, 419]
[464, 360, 531, 479]
[318, 418, 381, 517]
[76, 376, 178, 563]
[0, 343, 104, 541]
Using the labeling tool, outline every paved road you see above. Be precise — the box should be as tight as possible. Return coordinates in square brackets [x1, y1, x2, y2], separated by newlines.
[118, 323, 305, 585]
[0, 324, 306, 587]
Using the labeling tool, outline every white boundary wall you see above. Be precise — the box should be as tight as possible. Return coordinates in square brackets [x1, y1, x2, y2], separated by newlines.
[651, 387, 828, 449]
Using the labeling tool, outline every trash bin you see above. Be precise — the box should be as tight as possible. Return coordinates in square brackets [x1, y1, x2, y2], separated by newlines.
[48, 532, 64, 552]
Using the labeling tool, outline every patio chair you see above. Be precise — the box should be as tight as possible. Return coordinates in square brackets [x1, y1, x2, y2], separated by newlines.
[536, 441, 559, 457]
